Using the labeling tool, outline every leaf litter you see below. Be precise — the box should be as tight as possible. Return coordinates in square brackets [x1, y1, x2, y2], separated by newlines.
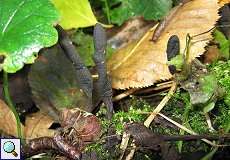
[107, 0, 222, 89]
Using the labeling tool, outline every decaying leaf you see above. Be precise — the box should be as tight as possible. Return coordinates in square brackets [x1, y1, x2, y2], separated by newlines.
[219, 0, 230, 5]
[107, 0, 222, 89]
[60, 108, 101, 142]
[28, 45, 88, 121]
[0, 99, 24, 136]
[203, 45, 220, 63]
[25, 112, 55, 139]
[0, 99, 55, 138]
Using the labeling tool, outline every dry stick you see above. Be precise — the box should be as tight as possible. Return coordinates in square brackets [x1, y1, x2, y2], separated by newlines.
[156, 80, 173, 87]
[135, 81, 173, 95]
[144, 82, 177, 127]
[204, 113, 215, 132]
[119, 132, 131, 160]
[113, 88, 139, 102]
[114, 81, 173, 102]
[119, 82, 177, 160]
[125, 143, 136, 160]
[158, 113, 228, 147]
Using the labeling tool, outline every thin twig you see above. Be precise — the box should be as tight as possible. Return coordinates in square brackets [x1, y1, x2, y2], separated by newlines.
[144, 82, 177, 127]
[135, 82, 172, 95]
[156, 80, 173, 87]
[113, 88, 139, 102]
[119, 132, 131, 160]
[125, 142, 136, 160]
[114, 81, 173, 102]
[204, 113, 215, 132]
[121, 82, 177, 160]
[158, 113, 228, 147]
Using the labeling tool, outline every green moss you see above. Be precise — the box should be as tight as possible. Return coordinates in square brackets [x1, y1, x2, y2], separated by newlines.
[85, 143, 111, 160]
[188, 111, 209, 133]
[210, 60, 230, 106]
[162, 90, 210, 152]
[97, 97, 152, 133]
[85, 98, 153, 159]
[214, 102, 230, 133]
[112, 102, 152, 134]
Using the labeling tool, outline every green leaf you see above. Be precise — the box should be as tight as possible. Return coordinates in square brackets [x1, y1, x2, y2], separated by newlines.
[135, 0, 172, 20]
[110, 0, 172, 25]
[51, 0, 97, 29]
[213, 29, 230, 59]
[189, 74, 218, 105]
[167, 54, 184, 70]
[0, 0, 59, 73]
[28, 46, 90, 120]
[211, 60, 230, 106]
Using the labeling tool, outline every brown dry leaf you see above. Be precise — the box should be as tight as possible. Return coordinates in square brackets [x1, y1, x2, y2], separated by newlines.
[25, 112, 55, 139]
[107, 0, 221, 89]
[203, 45, 220, 63]
[0, 99, 55, 138]
[0, 99, 24, 136]
[107, 17, 155, 50]
[219, 0, 230, 5]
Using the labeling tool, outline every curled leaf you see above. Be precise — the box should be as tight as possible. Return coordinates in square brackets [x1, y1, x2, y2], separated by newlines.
[60, 108, 101, 142]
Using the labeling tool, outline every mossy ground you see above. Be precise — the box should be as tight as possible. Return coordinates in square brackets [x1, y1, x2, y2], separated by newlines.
[87, 60, 230, 159]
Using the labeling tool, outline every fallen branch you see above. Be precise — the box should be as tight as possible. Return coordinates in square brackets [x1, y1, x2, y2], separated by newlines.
[21, 135, 82, 160]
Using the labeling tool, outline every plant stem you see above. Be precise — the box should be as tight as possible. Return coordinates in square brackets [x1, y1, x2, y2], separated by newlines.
[201, 147, 218, 160]
[3, 71, 23, 139]
[201, 109, 230, 160]
[182, 34, 192, 78]
[103, 0, 111, 24]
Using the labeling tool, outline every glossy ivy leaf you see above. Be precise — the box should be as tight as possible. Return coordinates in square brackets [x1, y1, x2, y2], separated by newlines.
[110, 0, 172, 25]
[0, 0, 59, 73]
[213, 29, 230, 59]
[51, 0, 97, 29]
